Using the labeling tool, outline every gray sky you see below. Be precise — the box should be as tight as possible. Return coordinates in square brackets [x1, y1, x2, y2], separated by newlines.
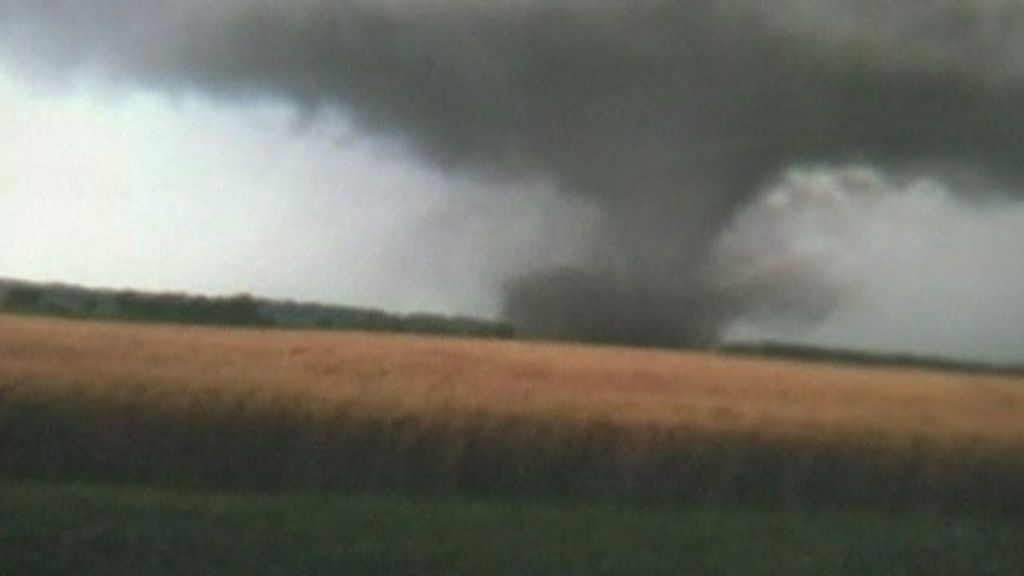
[2, 1, 1023, 363]
[716, 167, 1024, 364]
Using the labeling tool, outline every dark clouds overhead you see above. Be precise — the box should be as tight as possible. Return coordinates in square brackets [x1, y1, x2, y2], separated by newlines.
[4, 0, 1024, 348]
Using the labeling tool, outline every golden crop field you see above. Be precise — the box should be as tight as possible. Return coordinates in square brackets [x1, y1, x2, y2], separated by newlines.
[2, 313, 1023, 511]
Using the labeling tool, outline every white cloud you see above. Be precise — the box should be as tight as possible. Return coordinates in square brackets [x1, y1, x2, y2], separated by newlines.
[719, 167, 1024, 364]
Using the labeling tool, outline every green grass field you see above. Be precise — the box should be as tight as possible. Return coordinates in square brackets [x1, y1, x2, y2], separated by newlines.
[3, 480, 1023, 576]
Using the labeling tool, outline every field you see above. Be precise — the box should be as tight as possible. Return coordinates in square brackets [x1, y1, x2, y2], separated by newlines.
[3, 313, 1024, 573]
[4, 480, 1024, 576]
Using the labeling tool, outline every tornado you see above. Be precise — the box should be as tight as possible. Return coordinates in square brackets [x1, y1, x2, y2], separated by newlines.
[4, 1, 1024, 347]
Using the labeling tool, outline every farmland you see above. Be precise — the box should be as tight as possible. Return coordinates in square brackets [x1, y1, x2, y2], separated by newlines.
[2, 312, 1024, 573]
[5, 480, 1024, 576]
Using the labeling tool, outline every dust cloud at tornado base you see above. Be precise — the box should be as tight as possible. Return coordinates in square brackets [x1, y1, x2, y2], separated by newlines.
[2, 1, 1024, 359]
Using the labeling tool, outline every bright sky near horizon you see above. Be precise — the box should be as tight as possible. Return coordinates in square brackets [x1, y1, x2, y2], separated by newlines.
[0, 63, 585, 317]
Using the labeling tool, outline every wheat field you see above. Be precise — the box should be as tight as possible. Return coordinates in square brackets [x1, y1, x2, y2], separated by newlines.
[2, 313, 1023, 512]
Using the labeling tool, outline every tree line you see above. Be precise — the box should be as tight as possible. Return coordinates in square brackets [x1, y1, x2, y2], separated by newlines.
[0, 279, 514, 339]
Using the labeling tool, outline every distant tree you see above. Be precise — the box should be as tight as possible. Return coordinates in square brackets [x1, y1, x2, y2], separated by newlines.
[217, 294, 261, 325]
[5, 286, 43, 311]
[77, 294, 100, 315]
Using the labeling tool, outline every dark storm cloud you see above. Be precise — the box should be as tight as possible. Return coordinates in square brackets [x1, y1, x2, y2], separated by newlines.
[5, 0, 1024, 345]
